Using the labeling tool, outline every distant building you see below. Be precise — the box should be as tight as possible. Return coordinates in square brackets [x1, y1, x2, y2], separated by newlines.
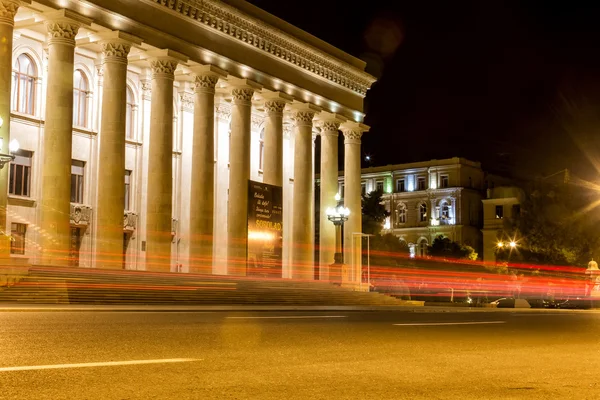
[337, 157, 485, 258]
[481, 186, 524, 262]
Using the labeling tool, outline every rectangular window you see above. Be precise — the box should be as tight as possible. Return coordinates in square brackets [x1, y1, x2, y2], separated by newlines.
[376, 181, 384, 192]
[417, 177, 426, 191]
[125, 170, 132, 210]
[396, 179, 405, 192]
[10, 223, 26, 255]
[512, 204, 521, 218]
[70, 160, 85, 204]
[258, 141, 264, 171]
[361, 182, 366, 196]
[9, 150, 32, 197]
[495, 205, 504, 219]
[440, 175, 449, 188]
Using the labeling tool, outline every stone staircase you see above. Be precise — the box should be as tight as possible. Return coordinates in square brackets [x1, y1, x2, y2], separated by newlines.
[0, 267, 417, 307]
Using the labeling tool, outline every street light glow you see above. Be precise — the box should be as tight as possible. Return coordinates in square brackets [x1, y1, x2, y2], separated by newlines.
[509, 241, 517, 248]
[497, 242, 504, 248]
[9, 139, 19, 153]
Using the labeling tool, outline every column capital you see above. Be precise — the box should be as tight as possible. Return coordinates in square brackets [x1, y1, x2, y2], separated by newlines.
[316, 112, 347, 136]
[0, 0, 27, 26]
[290, 102, 321, 127]
[145, 49, 188, 80]
[92, 31, 142, 64]
[189, 64, 227, 94]
[42, 9, 91, 47]
[341, 121, 370, 144]
[229, 78, 261, 106]
[262, 91, 292, 115]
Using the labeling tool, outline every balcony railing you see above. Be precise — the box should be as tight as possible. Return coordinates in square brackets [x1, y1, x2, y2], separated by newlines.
[70, 203, 92, 227]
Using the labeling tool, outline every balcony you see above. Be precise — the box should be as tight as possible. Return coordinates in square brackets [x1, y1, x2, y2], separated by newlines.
[124, 211, 137, 232]
[70, 203, 92, 227]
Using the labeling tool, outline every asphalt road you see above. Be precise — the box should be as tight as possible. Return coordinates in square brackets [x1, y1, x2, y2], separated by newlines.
[0, 308, 599, 399]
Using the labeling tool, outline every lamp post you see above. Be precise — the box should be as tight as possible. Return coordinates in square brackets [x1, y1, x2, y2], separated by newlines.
[326, 193, 349, 284]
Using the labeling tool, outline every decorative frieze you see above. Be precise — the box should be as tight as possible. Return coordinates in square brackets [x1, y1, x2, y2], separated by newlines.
[179, 92, 194, 112]
[150, 0, 375, 96]
[215, 101, 231, 122]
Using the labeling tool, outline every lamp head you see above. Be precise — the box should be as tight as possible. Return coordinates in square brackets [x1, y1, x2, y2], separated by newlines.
[334, 193, 341, 202]
[9, 139, 19, 153]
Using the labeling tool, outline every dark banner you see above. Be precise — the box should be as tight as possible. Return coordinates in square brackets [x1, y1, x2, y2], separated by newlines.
[247, 180, 283, 278]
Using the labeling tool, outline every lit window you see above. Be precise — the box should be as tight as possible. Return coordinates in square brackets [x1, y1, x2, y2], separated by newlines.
[376, 181, 384, 192]
[418, 177, 426, 191]
[361, 182, 366, 195]
[12, 54, 36, 115]
[70, 160, 85, 204]
[419, 203, 427, 222]
[440, 175, 449, 188]
[396, 179, 405, 192]
[73, 70, 89, 127]
[125, 170, 132, 210]
[495, 205, 504, 219]
[9, 150, 32, 197]
[10, 223, 27, 255]
[441, 204, 450, 224]
[396, 203, 407, 225]
[126, 86, 135, 139]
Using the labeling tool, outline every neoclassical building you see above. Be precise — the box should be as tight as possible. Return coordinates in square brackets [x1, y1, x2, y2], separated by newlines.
[0, 0, 375, 282]
[350, 158, 484, 257]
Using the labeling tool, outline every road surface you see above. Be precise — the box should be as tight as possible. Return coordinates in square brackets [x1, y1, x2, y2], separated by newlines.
[0, 308, 599, 399]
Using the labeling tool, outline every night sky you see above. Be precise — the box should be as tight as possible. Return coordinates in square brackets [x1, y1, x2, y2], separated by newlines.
[248, 0, 600, 181]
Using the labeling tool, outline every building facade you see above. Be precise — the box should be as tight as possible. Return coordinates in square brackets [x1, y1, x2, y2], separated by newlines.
[346, 158, 485, 257]
[0, 0, 375, 282]
[481, 186, 524, 263]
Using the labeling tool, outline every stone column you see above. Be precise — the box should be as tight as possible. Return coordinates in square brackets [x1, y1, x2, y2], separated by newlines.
[94, 32, 140, 269]
[188, 66, 225, 274]
[342, 122, 368, 284]
[145, 50, 186, 272]
[228, 82, 259, 275]
[0, 0, 26, 258]
[317, 118, 342, 281]
[39, 10, 90, 266]
[291, 105, 319, 280]
[262, 93, 291, 186]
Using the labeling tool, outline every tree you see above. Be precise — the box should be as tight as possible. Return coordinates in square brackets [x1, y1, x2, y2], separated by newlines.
[361, 189, 389, 236]
[498, 182, 600, 267]
[427, 235, 478, 260]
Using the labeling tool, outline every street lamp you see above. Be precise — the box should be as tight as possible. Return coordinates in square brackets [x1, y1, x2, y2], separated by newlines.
[326, 193, 350, 265]
[0, 135, 19, 170]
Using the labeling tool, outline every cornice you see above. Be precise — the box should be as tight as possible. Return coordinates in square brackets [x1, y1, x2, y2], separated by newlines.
[149, 0, 376, 96]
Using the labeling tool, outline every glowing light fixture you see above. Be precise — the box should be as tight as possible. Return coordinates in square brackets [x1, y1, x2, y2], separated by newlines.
[509, 241, 517, 248]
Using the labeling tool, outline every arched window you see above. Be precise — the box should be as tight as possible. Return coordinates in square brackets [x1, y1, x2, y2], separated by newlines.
[419, 203, 427, 222]
[126, 86, 135, 139]
[73, 70, 88, 127]
[12, 54, 37, 115]
[418, 239, 428, 257]
[395, 203, 407, 227]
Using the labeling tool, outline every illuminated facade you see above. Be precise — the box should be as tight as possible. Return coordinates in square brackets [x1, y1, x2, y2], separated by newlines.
[0, 0, 375, 282]
[348, 158, 484, 257]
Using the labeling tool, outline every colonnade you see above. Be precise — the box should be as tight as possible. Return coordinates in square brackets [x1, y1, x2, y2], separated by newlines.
[0, 3, 367, 282]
